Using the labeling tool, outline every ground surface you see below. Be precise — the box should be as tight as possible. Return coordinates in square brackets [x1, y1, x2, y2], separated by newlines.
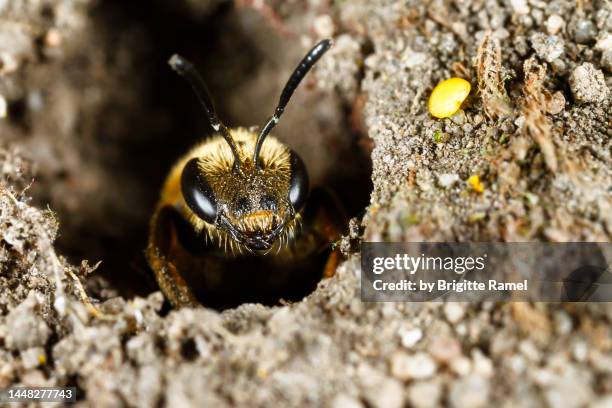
[0, 0, 611, 407]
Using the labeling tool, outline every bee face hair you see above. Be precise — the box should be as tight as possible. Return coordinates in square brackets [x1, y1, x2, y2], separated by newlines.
[170, 39, 330, 252]
[180, 129, 307, 252]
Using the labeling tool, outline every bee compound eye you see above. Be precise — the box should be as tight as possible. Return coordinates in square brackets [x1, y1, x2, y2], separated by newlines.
[288, 151, 309, 212]
[181, 158, 217, 223]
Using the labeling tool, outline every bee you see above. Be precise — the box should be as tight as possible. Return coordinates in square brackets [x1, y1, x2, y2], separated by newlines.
[147, 39, 346, 308]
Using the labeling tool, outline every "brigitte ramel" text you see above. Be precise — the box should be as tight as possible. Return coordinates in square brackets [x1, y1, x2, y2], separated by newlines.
[372, 279, 528, 292]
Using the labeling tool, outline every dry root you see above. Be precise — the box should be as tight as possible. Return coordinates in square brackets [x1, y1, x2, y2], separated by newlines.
[474, 32, 512, 120]
[521, 57, 558, 172]
[65, 263, 116, 321]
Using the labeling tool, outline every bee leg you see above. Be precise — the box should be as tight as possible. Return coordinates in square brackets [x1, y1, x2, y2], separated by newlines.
[146, 205, 199, 308]
[323, 250, 341, 278]
[303, 188, 348, 278]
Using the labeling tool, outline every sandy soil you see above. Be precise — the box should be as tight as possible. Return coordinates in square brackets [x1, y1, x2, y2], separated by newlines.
[0, 0, 610, 406]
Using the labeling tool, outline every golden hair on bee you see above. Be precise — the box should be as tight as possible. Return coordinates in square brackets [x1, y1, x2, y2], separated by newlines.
[161, 128, 300, 254]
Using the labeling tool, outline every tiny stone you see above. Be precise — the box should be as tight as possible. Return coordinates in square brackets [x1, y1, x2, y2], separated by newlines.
[444, 303, 466, 323]
[449, 375, 490, 408]
[390, 352, 437, 380]
[20, 347, 46, 370]
[331, 394, 364, 408]
[547, 91, 565, 114]
[0, 94, 6, 118]
[430, 336, 462, 364]
[408, 381, 441, 408]
[531, 9, 544, 25]
[471, 350, 493, 378]
[530, 33, 564, 62]
[595, 32, 612, 53]
[572, 20, 597, 44]
[596, 33, 612, 71]
[550, 58, 567, 74]
[27, 91, 44, 112]
[546, 15, 565, 35]
[399, 327, 423, 348]
[572, 341, 588, 362]
[313, 15, 335, 38]
[554, 310, 573, 334]
[510, 0, 529, 15]
[363, 378, 404, 408]
[508, 355, 527, 374]
[5, 292, 51, 351]
[450, 356, 472, 376]
[455, 323, 467, 336]
[545, 374, 592, 408]
[519, 340, 541, 362]
[569, 63, 609, 103]
[45, 29, 62, 48]
[437, 173, 460, 189]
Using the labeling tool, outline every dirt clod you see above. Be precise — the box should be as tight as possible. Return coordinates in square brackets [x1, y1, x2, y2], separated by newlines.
[569, 62, 609, 103]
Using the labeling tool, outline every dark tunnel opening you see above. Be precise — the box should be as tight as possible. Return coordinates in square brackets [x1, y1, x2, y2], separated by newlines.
[45, 0, 372, 310]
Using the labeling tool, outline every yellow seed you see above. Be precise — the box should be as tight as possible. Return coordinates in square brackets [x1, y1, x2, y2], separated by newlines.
[467, 175, 484, 193]
[38, 354, 47, 365]
[428, 78, 471, 118]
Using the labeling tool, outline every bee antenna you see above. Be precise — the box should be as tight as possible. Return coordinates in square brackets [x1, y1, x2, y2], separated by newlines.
[253, 39, 333, 167]
[169, 54, 241, 170]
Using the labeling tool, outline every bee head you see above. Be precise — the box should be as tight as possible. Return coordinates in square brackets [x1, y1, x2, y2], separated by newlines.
[169, 39, 331, 251]
[181, 132, 308, 251]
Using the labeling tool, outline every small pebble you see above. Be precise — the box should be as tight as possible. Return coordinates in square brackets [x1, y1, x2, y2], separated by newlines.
[547, 91, 565, 115]
[45, 29, 63, 48]
[399, 327, 423, 348]
[363, 378, 404, 408]
[545, 374, 592, 408]
[595, 32, 612, 53]
[554, 310, 573, 334]
[390, 352, 437, 380]
[572, 20, 597, 44]
[510, 0, 529, 15]
[5, 292, 51, 351]
[569, 63, 609, 103]
[519, 340, 541, 362]
[408, 381, 441, 408]
[437, 173, 460, 189]
[449, 375, 490, 408]
[546, 15, 565, 35]
[313, 15, 335, 38]
[450, 356, 472, 376]
[595, 33, 612, 71]
[20, 347, 46, 370]
[430, 336, 462, 364]
[530, 33, 564, 62]
[331, 394, 364, 408]
[27, 91, 44, 112]
[0, 94, 6, 118]
[471, 350, 493, 378]
[508, 355, 527, 375]
[571, 341, 588, 362]
[444, 303, 466, 323]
